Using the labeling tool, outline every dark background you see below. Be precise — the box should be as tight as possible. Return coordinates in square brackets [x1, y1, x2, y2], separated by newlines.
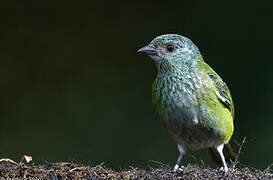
[0, 1, 272, 169]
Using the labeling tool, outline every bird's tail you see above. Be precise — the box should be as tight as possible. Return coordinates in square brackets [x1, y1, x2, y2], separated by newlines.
[209, 144, 236, 164]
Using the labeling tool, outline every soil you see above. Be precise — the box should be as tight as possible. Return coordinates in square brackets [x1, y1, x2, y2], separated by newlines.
[0, 160, 272, 179]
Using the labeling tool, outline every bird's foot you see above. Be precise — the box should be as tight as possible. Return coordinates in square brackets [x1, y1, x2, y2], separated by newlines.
[173, 164, 179, 171]
[173, 165, 184, 172]
[219, 166, 228, 173]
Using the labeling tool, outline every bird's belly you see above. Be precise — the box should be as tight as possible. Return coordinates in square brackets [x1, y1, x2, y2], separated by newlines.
[162, 104, 222, 150]
[166, 123, 222, 150]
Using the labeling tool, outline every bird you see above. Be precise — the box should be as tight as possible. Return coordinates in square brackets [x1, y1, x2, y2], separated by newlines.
[138, 34, 236, 172]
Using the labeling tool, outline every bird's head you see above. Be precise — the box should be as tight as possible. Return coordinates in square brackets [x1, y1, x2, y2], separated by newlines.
[138, 34, 201, 71]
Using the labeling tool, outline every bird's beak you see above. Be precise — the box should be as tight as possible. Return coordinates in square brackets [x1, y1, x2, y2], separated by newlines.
[137, 45, 157, 56]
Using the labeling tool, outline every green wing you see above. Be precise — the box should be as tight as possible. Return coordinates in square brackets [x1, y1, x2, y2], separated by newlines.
[207, 70, 234, 118]
[198, 59, 234, 118]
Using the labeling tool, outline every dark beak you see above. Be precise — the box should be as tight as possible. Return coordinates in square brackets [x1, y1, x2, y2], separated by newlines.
[137, 45, 157, 56]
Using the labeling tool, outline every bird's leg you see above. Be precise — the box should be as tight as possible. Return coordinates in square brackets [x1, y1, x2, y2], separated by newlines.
[173, 144, 185, 171]
[216, 144, 228, 172]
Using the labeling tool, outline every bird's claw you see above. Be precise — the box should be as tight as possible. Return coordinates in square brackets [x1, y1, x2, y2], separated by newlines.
[219, 166, 228, 173]
[173, 164, 179, 171]
[173, 165, 184, 172]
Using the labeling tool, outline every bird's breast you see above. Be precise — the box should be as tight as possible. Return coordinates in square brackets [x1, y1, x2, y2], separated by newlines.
[155, 72, 223, 149]
[155, 74, 200, 126]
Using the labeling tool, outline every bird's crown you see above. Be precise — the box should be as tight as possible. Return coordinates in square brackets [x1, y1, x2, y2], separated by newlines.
[138, 34, 201, 70]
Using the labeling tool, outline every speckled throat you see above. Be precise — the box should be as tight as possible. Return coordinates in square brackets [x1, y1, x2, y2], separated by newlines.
[155, 61, 201, 125]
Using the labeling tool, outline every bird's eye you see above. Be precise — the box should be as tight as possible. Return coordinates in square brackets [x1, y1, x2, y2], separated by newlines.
[166, 44, 175, 52]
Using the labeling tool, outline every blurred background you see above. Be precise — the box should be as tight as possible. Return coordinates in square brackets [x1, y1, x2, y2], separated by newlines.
[0, 1, 272, 170]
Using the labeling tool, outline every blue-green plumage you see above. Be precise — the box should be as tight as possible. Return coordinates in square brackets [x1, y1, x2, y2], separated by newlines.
[138, 34, 235, 172]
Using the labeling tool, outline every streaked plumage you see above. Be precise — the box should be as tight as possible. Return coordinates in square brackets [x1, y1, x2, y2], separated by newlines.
[138, 34, 235, 172]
